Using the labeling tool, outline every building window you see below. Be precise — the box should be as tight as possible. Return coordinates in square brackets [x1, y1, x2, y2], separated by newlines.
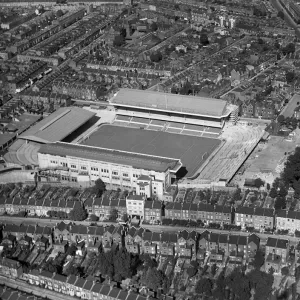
[81, 166, 87, 170]
[71, 177, 77, 182]
[112, 171, 118, 176]
[123, 173, 129, 177]
[70, 164, 76, 169]
[91, 167, 98, 171]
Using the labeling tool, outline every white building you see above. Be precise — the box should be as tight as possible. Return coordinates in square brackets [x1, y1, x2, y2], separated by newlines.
[276, 210, 300, 233]
[136, 175, 164, 200]
[126, 194, 145, 220]
[38, 142, 181, 200]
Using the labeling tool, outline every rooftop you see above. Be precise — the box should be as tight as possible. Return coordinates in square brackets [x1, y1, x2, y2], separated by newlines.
[20, 107, 95, 144]
[38, 142, 181, 174]
[110, 89, 229, 118]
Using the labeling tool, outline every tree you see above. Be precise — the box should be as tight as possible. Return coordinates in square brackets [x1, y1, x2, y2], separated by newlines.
[150, 51, 162, 62]
[90, 214, 99, 222]
[286, 71, 295, 84]
[258, 38, 264, 44]
[150, 22, 158, 32]
[252, 249, 265, 269]
[295, 265, 300, 280]
[200, 33, 209, 45]
[56, 9, 64, 18]
[278, 11, 284, 19]
[247, 269, 274, 300]
[275, 196, 286, 210]
[109, 208, 119, 221]
[281, 266, 289, 276]
[231, 188, 242, 203]
[254, 178, 264, 189]
[120, 28, 126, 38]
[269, 187, 277, 199]
[195, 278, 213, 296]
[92, 178, 106, 196]
[266, 183, 271, 191]
[141, 267, 167, 291]
[283, 43, 295, 54]
[113, 35, 125, 47]
[187, 267, 197, 277]
[277, 115, 285, 124]
[211, 263, 217, 276]
[225, 268, 251, 300]
[68, 206, 88, 221]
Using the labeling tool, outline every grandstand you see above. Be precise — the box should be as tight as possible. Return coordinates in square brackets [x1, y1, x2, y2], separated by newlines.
[113, 115, 221, 137]
[20, 107, 95, 144]
[110, 89, 239, 129]
[4, 107, 96, 167]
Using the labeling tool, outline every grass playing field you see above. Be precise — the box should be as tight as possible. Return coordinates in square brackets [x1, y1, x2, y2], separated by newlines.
[81, 125, 221, 177]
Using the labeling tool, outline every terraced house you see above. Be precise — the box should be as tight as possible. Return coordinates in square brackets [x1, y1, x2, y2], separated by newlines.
[27, 270, 166, 300]
[2, 224, 52, 244]
[235, 206, 274, 231]
[265, 237, 289, 263]
[164, 203, 232, 225]
[0, 196, 82, 217]
[276, 210, 300, 233]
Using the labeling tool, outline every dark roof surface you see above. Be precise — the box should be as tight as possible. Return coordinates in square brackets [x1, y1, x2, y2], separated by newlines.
[111, 89, 228, 117]
[20, 107, 95, 143]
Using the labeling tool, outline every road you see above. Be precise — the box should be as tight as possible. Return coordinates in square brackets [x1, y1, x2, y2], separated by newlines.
[0, 275, 76, 300]
[1, 216, 299, 246]
[270, 0, 300, 38]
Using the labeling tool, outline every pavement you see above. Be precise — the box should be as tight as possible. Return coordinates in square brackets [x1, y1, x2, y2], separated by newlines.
[1, 216, 299, 246]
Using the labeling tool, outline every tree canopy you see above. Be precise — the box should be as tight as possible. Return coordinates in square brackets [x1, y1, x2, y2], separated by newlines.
[150, 22, 158, 32]
[200, 33, 209, 45]
[277, 11, 284, 19]
[68, 206, 88, 221]
[195, 278, 213, 296]
[247, 269, 274, 300]
[252, 249, 265, 269]
[113, 35, 125, 47]
[92, 178, 106, 196]
[141, 267, 167, 291]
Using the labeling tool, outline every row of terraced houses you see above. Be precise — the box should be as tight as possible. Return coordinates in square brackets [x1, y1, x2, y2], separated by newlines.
[2, 192, 300, 232]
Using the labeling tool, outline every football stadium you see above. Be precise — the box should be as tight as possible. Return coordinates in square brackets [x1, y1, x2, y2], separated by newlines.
[10, 88, 265, 193]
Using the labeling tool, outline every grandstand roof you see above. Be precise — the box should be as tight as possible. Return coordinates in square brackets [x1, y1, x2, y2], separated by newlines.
[81, 125, 221, 177]
[20, 107, 95, 144]
[38, 142, 182, 173]
[110, 89, 228, 118]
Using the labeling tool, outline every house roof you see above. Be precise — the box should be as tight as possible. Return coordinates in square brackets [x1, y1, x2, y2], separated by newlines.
[248, 234, 260, 246]
[111, 89, 229, 118]
[39, 142, 181, 174]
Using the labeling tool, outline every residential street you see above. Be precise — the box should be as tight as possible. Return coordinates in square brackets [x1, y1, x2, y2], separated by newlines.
[1, 216, 299, 246]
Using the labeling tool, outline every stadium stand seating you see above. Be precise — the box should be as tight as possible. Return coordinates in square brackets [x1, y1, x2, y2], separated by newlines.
[4, 140, 40, 166]
[112, 116, 222, 137]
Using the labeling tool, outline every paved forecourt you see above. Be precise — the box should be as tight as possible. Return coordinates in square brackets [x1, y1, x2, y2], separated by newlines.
[81, 124, 221, 177]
